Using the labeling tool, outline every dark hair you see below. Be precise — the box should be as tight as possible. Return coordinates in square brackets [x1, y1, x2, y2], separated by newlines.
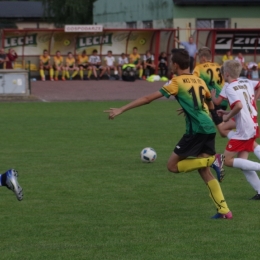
[108, 50, 112, 54]
[92, 49, 98, 53]
[82, 50, 86, 54]
[171, 49, 190, 70]
[43, 49, 48, 53]
[56, 50, 60, 54]
[67, 52, 72, 55]
[133, 47, 138, 50]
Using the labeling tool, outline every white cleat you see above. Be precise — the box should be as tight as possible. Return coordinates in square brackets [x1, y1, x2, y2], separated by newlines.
[6, 169, 23, 201]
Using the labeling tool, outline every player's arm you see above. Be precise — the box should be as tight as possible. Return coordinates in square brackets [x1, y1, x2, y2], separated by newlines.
[211, 89, 224, 105]
[174, 37, 181, 44]
[222, 102, 242, 122]
[104, 91, 163, 120]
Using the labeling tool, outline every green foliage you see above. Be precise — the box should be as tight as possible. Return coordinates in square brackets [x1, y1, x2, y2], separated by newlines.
[0, 101, 259, 259]
[42, 0, 96, 27]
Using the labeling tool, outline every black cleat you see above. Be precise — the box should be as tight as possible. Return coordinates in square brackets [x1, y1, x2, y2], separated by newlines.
[250, 194, 260, 200]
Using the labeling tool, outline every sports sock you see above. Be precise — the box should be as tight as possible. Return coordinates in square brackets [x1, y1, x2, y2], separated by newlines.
[177, 156, 215, 173]
[209, 109, 223, 125]
[40, 69, 45, 79]
[242, 170, 260, 193]
[49, 68, 54, 79]
[55, 70, 59, 79]
[139, 68, 143, 78]
[72, 71, 78, 78]
[254, 145, 260, 160]
[227, 130, 236, 139]
[87, 70, 92, 78]
[79, 70, 84, 79]
[207, 179, 230, 214]
[233, 158, 260, 171]
[66, 71, 70, 79]
[0, 173, 7, 186]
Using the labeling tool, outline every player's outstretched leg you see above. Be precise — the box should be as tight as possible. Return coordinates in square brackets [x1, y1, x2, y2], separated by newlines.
[0, 169, 23, 201]
[175, 153, 224, 182]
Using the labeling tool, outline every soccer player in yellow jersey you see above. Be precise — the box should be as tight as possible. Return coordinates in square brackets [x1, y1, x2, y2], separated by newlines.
[77, 50, 90, 80]
[39, 49, 54, 81]
[193, 47, 228, 181]
[105, 49, 232, 219]
[53, 51, 64, 81]
[129, 47, 143, 79]
[64, 52, 79, 80]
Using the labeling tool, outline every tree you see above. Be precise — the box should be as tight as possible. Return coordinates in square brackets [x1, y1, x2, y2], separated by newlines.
[42, 0, 96, 27]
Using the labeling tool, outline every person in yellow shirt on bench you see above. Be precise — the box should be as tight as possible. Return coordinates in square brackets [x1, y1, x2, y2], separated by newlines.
[39, 49, 54, 81]
[64, 52, 79, 80]
[129, 47, 143, 80]
[222, 50, 233, 64]
[77, 50, 90, 80]
[53, 51, 64, 81]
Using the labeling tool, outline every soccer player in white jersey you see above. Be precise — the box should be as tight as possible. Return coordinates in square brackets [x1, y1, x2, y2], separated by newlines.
[217, 60, 260, 200]
[212, 70, 260, 200]
[104, 50, 117, 79]
[88, 49, 106, 80]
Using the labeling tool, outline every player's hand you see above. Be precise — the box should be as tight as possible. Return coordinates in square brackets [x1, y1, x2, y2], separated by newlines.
[217, 109, 227, 117]
[223, 114, 229, 122]
[177, 108, 185, 116]
[104, 108, 123, 119]
[211, 89, 216, 98]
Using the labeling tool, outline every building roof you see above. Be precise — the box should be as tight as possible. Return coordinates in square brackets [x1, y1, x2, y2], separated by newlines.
[173, 0, 260, 5]
[0, 1, 45, 18]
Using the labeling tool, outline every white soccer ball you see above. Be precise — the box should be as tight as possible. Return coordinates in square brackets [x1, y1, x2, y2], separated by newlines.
[140, 147, 157, 163]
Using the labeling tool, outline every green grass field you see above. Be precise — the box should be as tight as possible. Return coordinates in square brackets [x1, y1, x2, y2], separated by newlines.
[0, 101, 259, 260]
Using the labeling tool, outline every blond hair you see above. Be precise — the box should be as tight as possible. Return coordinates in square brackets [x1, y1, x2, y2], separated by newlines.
[223, 60, 242, 79]
[198, 49, 211, 60]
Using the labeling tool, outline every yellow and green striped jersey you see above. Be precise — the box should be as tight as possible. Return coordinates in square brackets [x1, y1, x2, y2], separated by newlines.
[160, 74, 216, 135]
[193, 62, 228, 107]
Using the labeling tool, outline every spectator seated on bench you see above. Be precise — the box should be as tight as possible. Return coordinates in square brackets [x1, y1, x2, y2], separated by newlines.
[117, 53, 129, 80]
[39, 49, 54, 81]
[129, 47, 143, 80]
[104, 50, 118, 79]
[143, 50, 155, 79]
[77, 50, 90, 80]
[158, 51, 168, 78]
[64, 52, 79, 80]
[88, 49, 106, 80]
[53, 51, 64, 81]
[247, 62, 259, 79]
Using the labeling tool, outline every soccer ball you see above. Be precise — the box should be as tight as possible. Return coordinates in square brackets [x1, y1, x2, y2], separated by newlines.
[140, 147, 157, 163]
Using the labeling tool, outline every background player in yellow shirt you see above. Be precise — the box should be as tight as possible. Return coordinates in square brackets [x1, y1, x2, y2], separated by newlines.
[105, 49, 232, 219]
[77, 50, 90, 80]
[64, 52, 79, 80]
[222, 50, 233, 64]
[129, 47, 143, 79]
[53, 51, 64, 81]
[39, 49, 54, 81]
[193, 47, 227, 181]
